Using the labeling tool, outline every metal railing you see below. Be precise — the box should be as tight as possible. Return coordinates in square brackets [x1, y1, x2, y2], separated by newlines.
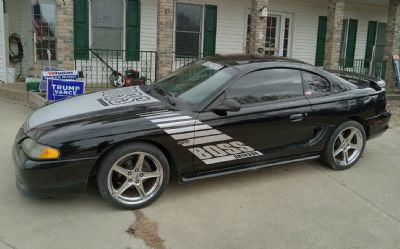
[172, 52, 204, 71]
[337, 59, 387, 80]
[75, 49, 157, 88]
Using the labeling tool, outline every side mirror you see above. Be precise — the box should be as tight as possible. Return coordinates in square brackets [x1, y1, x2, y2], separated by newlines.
[212, 99, 241, 115]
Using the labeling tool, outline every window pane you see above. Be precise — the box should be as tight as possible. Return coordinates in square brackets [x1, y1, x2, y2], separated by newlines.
[175, 32, 200, 56]
[302, 71, 330, 96]
[227, 69, 303, 105]
[91, 0, 123, 50]
[33, 1, 57, 60]
[92, 27, 123, 51]
[176, 3, 202, 32]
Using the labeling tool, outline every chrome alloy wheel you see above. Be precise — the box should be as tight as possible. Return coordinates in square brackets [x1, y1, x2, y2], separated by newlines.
[107, 152, 163, 205]
[332, 127, 364, 167]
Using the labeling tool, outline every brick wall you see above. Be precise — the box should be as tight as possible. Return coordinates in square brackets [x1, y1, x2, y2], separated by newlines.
[323, 0, 345, 69]
[156, 0, 174, 80]
[247, 0, 269, 56]
[56, 0, 74, 70]
[384, 0, 400, 92]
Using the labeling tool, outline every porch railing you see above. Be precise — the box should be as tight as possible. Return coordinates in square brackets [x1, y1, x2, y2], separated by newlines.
[336, 59, 387, 80]
[172, 52, 204, 71]
[75, 49, 157, 88]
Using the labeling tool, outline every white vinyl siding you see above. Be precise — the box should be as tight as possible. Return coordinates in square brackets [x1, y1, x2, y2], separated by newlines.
[0, 0, 7, 82]
[5, 0, 34, 77]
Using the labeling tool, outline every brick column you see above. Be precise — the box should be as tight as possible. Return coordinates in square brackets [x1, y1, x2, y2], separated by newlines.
[323, 0, 345, 69]
[384, 0, 400, 92]
[248, 0, 269, 56]
[56, 0, 74, 70]
[156, 0, 174, 80]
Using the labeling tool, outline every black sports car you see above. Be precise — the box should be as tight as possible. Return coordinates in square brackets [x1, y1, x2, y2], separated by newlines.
[13, 55, 391, 209]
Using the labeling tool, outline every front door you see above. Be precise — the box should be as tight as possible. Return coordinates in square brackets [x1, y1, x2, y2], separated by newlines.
[265, 13, 292, 57]
[192, 68, 315, 171]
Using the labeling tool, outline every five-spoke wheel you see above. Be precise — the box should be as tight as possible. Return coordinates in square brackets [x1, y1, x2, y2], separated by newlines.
[97, 143, 169, 209]
[323, 120, 366, 170]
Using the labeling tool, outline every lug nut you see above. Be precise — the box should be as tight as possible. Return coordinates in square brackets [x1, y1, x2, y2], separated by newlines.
[135, 169, 139, 172]
[128, 172, 132, 176]
[135, 180, 140, 184]
[140, 174, 144, 177]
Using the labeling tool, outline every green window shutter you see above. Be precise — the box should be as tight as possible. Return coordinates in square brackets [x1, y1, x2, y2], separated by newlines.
[203, 5, 218, 56]
[345, 19, 358, 67]
[126, 0, 141, 61]
[73, 0, 89, 60]
[364, 21, 377, 68]
[315, 16, 327, 67]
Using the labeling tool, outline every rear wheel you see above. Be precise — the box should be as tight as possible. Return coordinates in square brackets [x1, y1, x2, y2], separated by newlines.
[97, 143, 170, 209]
[323, 121, 366, 170]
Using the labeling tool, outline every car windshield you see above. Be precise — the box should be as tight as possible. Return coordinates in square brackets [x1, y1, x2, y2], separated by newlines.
[155, 60, 236, 105]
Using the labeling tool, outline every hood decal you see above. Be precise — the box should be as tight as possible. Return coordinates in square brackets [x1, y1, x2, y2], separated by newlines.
[28, 86, 159, 129]
[139, 110, 263, 165]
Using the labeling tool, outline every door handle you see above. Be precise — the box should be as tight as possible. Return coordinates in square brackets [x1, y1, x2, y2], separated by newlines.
[289, 113, 304, 122]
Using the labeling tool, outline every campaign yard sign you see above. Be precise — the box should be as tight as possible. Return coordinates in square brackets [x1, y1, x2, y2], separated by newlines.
[47, 79, 85, 101]
[40, 70, 79, 91]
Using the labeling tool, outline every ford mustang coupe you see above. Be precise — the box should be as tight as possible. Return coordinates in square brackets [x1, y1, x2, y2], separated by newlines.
[13, 55, 391, 209]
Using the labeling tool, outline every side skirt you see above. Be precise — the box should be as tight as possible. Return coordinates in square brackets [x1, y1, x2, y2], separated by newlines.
[181, 154, 320, 182]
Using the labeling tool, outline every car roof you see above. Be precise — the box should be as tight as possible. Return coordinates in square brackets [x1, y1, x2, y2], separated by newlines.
[204, 54, 308, 67]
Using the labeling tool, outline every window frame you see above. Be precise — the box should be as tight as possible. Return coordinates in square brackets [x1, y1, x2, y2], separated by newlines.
[300, 70, 332, 98]
[88, 0, 125, 52]
[174, 2, 204, 58]
[32, 0, 57, 61]
[225, 67, 307, 107]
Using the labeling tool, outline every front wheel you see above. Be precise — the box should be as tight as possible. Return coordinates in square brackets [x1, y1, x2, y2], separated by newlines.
[323, 120, 366, 170]
[97, 143, 170, 209]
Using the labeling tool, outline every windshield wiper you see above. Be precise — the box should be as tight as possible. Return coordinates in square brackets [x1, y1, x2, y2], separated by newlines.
[152, 85, 176, 106]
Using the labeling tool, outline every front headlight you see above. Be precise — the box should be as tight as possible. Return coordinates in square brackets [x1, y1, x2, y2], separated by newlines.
[21, 138, 60, 160]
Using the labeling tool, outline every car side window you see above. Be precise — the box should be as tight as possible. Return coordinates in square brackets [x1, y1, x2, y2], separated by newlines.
[301, 71, 330, 97]
[226, 68, 304, 105]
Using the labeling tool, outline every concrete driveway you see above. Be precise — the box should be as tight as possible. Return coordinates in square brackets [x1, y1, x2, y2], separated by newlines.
[0, 99, 399, 249]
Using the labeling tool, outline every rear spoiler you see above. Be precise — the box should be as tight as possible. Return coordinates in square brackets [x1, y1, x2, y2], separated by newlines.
[326, 69, 386, 90]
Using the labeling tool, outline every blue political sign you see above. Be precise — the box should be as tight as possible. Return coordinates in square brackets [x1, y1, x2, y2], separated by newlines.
[47, 79, 85, 101]
[40, 70, 79, 91]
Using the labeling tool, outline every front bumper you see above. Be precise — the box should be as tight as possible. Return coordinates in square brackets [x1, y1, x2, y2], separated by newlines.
[13, 141, 97, 198]
[366, 111, 391, 139]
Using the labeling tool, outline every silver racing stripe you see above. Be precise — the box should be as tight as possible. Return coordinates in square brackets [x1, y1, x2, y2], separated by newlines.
[156, 120, 202, 128]
[150, 116, 192, 123]
[171, 129, 221, 140]
[144, 112, 181, 119]
[164, 125, 212, 134]
[180, 134, 232, 147]
[139, 111, 263, 165]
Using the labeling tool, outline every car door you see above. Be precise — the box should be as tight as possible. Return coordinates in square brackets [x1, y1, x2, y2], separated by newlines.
[192, 68, 316, 171]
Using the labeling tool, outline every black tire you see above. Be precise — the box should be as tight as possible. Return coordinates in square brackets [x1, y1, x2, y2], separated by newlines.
[97, 142, 170, 209]
[322, 120, 366, 170]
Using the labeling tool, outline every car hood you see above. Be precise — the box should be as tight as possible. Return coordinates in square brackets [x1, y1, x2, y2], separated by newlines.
[27, 86, 165, 130]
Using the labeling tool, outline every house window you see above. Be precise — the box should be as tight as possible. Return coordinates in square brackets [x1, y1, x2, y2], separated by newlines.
[175, 3, 203, 57]
[33, 0, 56, 60]
[91, 0, 123, 50]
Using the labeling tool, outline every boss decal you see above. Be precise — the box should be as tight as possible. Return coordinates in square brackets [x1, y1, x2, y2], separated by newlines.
[139, 111, 263, 165]
[100, 86, 158, 106]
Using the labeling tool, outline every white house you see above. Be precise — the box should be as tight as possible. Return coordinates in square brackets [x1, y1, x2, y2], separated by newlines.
[0, 0, 399, 90]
